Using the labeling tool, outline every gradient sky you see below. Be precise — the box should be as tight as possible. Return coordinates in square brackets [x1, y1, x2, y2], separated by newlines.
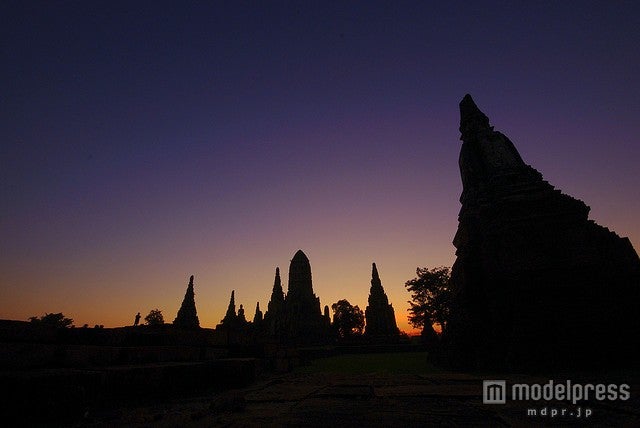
[2, 1, 639, 333]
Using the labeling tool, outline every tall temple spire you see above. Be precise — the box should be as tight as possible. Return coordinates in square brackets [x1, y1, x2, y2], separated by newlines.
[262, 251, 328, 344]
[364, 263, 398, 337]
[267, 267, 285, 313]
[369, 263, 386, 297]
[284, 249, 324, 343]
[253, 302, 263, 323]
[221, 290, 237, 324]
[264, 266, 286, 336]
[173, 275, 200, 328]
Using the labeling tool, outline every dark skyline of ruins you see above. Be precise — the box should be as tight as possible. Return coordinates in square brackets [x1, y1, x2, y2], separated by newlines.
[177, 250, 399, 339]
[2, 2, 639, 330]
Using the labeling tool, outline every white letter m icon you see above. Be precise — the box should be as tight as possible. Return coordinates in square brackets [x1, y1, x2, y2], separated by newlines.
[483, 380, 506, 404]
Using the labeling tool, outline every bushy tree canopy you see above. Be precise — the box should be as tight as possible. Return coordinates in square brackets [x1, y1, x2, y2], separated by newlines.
[331, 299, 365, 338]
[144, 309, 164, 326]
[29, 312, 73, 328]
[405, 266, 451, 332]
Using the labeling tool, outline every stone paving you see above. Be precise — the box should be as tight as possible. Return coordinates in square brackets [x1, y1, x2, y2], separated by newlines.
[80, 370, 640, 427]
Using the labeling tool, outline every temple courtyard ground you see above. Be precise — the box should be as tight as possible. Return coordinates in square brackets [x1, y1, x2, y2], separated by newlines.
[78, 352, 640, 427]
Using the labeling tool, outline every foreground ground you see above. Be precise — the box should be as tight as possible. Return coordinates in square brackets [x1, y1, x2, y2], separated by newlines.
[78, 352, 640, 427]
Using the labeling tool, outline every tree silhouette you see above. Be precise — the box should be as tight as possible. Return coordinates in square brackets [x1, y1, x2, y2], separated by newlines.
[29, 312, 73, 328]
[144, 309, 164, 326]
[331, 299, 365, 338]
[405, 266, 451, 333]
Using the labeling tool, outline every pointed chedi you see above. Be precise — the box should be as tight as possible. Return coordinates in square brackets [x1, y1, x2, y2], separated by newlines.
[267, 267, 284, 314]
[253, 302, 263, 323]
[364, 263, 398, 337]
[173, 275, 200, 329]
[221, 290, 237, 325]
[264, 267, 285, 335]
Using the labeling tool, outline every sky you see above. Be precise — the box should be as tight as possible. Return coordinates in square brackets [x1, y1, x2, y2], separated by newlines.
[2, 1, 639, 333]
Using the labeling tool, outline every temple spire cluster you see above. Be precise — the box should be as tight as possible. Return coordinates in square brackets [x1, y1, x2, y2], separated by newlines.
[171, 252, 400, 346]
[263, 250, 326, 344]
[167, 95, 638, 371]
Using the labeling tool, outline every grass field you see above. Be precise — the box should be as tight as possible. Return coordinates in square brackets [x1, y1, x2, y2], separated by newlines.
[296, 351, 441, 375]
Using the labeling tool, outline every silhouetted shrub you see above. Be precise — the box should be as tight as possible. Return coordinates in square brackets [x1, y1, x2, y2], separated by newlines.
[144, 308, 165, 325]
[29, 312, 74, 328]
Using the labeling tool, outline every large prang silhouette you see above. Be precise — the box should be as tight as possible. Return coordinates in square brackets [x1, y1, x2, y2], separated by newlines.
[443, 95, 640, 369]
[282, 250, 326, 344]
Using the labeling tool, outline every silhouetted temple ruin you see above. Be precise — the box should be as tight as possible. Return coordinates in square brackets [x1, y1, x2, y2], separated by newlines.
[173, 275, 200, 328]
[364, 263, 398, 337]
[264, 267, 285, 336]
[282, 250, 326, 344]
[323, 305, 331, 328]
[224, 252, 328, 345]
[253, 302, 263, 324]
[443, 94, 640, 369]
[221, 290, 237, 325]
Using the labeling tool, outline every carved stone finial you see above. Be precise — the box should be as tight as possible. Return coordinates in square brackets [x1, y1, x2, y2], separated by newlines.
[372, 263, 379, 281]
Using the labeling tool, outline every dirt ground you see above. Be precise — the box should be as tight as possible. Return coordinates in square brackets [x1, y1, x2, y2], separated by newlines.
[76, 354, 640, 427]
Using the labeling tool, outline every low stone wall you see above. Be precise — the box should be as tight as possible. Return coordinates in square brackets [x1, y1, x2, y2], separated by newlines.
[0, 342, 229, 369]
[1, 358, 260, 424]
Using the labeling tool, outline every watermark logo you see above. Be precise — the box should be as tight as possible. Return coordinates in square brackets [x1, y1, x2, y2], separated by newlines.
[481, 379, 631, 419]
[483, 380, 507, 404]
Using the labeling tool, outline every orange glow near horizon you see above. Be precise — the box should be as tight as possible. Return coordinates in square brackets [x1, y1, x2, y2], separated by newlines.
[1, 247, 451, 334]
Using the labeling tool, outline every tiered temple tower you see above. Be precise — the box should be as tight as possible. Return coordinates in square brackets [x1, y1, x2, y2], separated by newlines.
[173, 275, 200, 328]
[283, 250, 325, 344]
[253, 302, 263, 324]
[444, 94, 640, 369]
[264, 267, 285, 336]
[364, 263, 398, 337]
[221, 290, 237, 325]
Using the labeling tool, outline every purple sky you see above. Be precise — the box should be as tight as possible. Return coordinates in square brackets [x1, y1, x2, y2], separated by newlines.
[2, 1, 639, 331]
